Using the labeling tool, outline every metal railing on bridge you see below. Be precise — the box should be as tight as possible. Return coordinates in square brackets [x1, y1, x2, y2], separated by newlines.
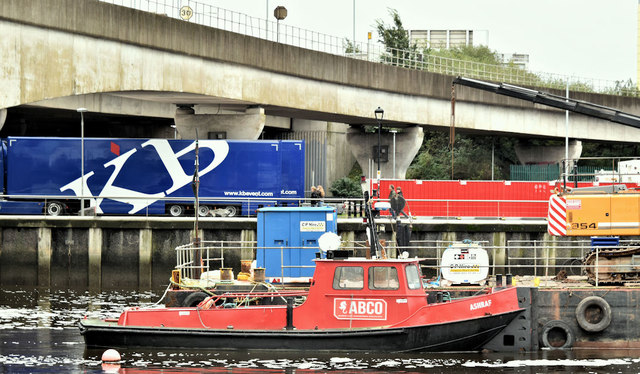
[99, 0, 638, 96]
[0, 193, 368, 218]
[0, 193, 554, 219]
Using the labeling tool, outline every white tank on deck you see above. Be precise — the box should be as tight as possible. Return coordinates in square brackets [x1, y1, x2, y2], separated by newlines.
[440, 240, 489, 285]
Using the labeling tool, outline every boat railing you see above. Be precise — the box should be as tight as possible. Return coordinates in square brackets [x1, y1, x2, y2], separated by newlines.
[175, 239, 636, 287]
[175, 240, 256, 283]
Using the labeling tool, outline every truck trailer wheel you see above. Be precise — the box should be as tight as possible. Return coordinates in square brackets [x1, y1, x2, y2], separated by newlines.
[168, 204, 184, 217]
[575, 296, 612, 332]
[225, 205, 238, 217]
[198, 205, 210, 217]
[46, 201, 64, 216]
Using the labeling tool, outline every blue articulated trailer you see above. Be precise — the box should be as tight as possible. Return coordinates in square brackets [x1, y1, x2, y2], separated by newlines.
[0, 137, 305, 216]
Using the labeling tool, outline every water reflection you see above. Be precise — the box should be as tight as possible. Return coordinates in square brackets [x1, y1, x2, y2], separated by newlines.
[1, 286, 640, 373]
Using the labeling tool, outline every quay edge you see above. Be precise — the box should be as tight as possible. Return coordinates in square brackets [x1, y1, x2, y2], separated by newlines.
[0, 215, 548, 289]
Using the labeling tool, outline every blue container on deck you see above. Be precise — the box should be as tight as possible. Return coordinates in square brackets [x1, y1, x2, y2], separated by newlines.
[257, 206, 338, 280]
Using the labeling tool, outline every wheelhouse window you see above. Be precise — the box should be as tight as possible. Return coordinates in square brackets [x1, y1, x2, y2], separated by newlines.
[368, 266, 399, 290]
[333, 266, 364, 289]
[405, 264, 422, 290]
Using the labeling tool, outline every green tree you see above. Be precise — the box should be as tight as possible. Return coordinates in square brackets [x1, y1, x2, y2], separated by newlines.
[343, 39, 362, 54]
[580, 141, 640, 168]
[406, 130, 518, 180]
[430, 45, 501, 64]
[603, 78, 640, 97]
[375, 8, 423, 68]
[329, 177, 362, 198]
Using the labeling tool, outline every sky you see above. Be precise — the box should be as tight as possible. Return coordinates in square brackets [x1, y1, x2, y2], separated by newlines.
[199, 0, 638, 83]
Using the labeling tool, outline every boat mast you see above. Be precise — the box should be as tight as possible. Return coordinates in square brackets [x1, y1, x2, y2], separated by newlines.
[364, 191, 384, 258]
[191, 131, 202, 278]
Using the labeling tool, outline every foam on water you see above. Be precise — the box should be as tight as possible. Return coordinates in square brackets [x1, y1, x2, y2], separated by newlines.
[463, 358, 632, 368]
[2, 286, 640, 373]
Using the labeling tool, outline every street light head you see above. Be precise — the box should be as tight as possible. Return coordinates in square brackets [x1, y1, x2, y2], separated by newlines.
[77, 108, 88, 113]
[374, 107, 384, 120]
[274, 6, 287, 20]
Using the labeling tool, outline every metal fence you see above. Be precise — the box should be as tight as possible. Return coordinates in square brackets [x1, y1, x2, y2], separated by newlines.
[0, 193, 557, 219]
[510, 164, 601, 182]
[99, 0, 638, 96]
[174, 238, 630, 288]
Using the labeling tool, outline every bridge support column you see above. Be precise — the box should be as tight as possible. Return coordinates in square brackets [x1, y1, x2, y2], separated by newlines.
[347, 126, 423, 179]
[174, 106, 265, 140]
[515, 140, 582, 165]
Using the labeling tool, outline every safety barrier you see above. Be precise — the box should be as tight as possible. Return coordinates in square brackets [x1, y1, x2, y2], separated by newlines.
[174, 238, 637, 288]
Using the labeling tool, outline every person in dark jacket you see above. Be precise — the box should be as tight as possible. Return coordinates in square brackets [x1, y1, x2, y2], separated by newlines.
[316, 185, 325, 206]
[310, 186, 320, 206]
[395, 187, 410, 219]
[388, 184, 397, 219]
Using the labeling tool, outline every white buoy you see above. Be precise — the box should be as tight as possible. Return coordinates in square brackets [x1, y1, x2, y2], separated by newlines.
[101, 348, 121, 362]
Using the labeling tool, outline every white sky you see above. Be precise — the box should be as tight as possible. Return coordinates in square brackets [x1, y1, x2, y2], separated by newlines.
[203, 0, 638, 83]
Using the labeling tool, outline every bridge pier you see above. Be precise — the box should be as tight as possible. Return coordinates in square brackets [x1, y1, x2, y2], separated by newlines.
[347, 126, 423, 179]
[174, 106, 265, 140]
[515, 140, 583, 165]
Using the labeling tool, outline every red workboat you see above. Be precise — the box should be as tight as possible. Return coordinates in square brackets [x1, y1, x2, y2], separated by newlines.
[79, 253, 523, 352]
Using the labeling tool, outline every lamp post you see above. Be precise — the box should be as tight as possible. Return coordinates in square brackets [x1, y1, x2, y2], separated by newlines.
[77, 108, 88, 216]
[274, 6, 287, 43]
[565, 79, 570, 189]
[265, 0, 269, 37]
[352, 0, 356, 55]
[374, 107, 384, 181]
[390, 129, 397, 178]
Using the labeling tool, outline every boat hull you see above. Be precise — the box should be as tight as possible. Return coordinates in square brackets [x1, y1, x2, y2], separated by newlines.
[78, 309, 522, 352]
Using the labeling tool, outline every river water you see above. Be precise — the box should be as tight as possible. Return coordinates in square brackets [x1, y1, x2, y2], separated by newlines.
[1, 286, 640, 373]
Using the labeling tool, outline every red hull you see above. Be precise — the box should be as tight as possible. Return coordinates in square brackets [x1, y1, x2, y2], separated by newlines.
[80, 258, 523, 351]
[115, 286, 520, 331]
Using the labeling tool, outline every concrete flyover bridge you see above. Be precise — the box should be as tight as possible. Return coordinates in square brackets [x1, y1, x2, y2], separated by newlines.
[2, 0, 640, 182]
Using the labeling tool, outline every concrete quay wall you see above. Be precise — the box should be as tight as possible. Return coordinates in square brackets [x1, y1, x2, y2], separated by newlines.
[0, 216, 550, 290]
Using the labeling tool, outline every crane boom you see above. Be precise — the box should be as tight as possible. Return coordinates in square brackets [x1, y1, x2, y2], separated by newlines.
[452, 76, 640, 129]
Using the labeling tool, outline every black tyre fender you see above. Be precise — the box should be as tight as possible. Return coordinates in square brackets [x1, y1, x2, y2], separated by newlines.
[575, 296, 612, 332]
[182, 291, 209, 307]
[540, 320, 574, 349]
